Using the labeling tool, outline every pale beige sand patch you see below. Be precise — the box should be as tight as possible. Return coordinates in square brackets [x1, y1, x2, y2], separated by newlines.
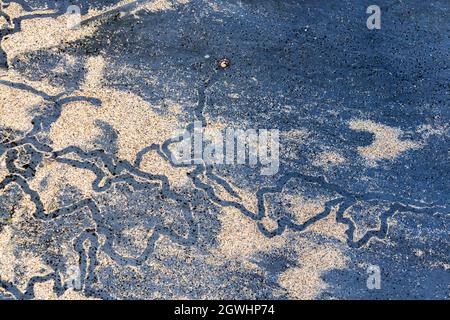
[50, 88, 183, 163]
[0, 16, 8, 29]
[0, 155, 8, 182]
[259, 216, 279, 232]
[29, 161, 97, 211]
[16, 253, 53, 287]
[150, 236, 266, 299]
[214, 207, 286, 260]
[121, 225, 152, 253]
[1, 0, 191, 65]
[33, 280, 99, 300]
[139, 151, 191, 188]
[139, 0, 175, 12]
[307, 208, 348, 243]
[82, 55, 106, 89]
[349, 119, 421, 166]
[1, 70, 64, 96]
[0, 227, 15, 283]
[0, 81, 44, 132]
[205, 176, 259, 214]
[0, 70, 66, 138]
[110, 0, 191, 19]
[282, 193, 332, 225]
[278, 242, 348, 299]
[1, 7, 97, 64]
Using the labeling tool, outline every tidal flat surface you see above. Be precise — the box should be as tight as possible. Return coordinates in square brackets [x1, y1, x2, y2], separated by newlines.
[0, 0, 448, 299]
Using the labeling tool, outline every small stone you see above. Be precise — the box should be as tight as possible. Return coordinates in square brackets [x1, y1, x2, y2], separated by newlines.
[218, 58, 230, 69]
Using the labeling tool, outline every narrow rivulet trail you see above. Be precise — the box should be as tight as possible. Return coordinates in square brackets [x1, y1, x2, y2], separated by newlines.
[0, 59, 448, 299]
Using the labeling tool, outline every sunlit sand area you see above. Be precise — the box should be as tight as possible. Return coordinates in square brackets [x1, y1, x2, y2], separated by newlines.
[0, 0, 448, 300]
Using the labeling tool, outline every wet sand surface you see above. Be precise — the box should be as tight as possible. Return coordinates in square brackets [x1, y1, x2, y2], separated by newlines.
[0, 0, 449, 299]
